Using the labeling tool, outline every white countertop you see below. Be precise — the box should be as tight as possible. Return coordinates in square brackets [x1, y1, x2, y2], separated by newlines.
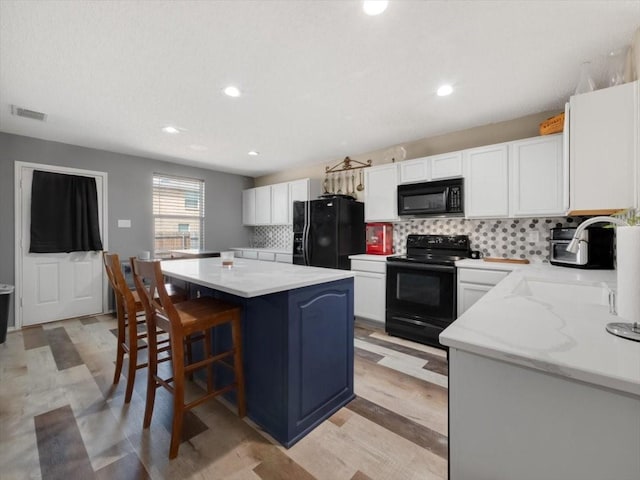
[441, 262, 640, 396]
[348, 254, 394, 262]
[230, 247, 291, 254]
[161, 257, 353, 298]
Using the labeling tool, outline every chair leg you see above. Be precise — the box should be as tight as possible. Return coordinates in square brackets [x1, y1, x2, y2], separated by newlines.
[204, 329, 214, 393]
[185, 335, 194, 381]
[169, 336, 186, 459]
[144, 322, 159, 429]
[113, 301, 126, 384]
[231, 314, 246, 418]
[124, 314, 140, 403]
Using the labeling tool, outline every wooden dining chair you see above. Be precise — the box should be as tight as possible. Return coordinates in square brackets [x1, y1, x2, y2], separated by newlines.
[131, 258, 246, 459]
[103, 252, 186, 403]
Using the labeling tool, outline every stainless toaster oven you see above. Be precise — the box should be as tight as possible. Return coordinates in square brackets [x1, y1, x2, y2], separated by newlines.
[549, 227, 614, 269]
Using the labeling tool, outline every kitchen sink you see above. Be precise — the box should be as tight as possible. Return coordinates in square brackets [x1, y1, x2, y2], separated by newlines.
[511, 277, 610, 306]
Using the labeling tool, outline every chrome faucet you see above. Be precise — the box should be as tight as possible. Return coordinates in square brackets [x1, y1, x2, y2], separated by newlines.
[566, 216, 628, 253]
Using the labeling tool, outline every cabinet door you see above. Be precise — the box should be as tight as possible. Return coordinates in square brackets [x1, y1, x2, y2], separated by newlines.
[271, 183, 289, 225]
[288, 179, 309, 224]
[364, 164, 399, 222]
[257, 251, 276, 261]
[254, 186, 272, 225]
[399, 157, 430, 184]
[354, 271, 386, 323]
[569, 81, 638, 213]
[431, 152, 463, 180]
[242, 189, 256, 225]
[464, 144, 509, 218]
[457, 283, 493, 317]
[509, 134, 565, 217]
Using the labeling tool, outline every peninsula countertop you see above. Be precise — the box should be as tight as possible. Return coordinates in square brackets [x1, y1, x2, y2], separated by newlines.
[161, 257, 353, 298]
[442, 261, 640, 397]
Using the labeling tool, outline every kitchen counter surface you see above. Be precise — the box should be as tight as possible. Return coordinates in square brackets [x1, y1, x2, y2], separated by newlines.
[161, 257, 353, 298]
[348, 254, 394, 261]
[230, 247, 291, 254]
[442, 262, 640, 396]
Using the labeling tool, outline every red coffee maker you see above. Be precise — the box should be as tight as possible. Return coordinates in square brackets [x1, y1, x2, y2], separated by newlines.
[366, 223, 393, 255]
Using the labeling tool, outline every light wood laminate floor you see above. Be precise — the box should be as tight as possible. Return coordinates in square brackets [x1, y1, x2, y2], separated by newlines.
[0, 315, 448, 480]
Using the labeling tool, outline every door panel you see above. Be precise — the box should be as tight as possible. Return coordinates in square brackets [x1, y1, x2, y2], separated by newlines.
[309, 200, 338, 268]
[20, 165, 105, 326]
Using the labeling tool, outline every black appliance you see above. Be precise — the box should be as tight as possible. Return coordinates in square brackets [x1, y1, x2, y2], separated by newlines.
[549, 227, 614, 269]
[293, 195, 365, 270]
[397, 178, 464, 217]
[386, 234, 471, 348]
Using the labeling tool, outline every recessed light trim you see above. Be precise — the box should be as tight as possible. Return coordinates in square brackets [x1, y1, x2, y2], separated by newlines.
[248, 151, 259, 156]
[161, 125, 180, 134]
[224, 86, 241, 97]
[437, 84, 454, 96]
[363, 0, 388, 16]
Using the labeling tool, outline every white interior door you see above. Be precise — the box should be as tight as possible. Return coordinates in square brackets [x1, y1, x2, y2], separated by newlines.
[17, 163, 107, 327]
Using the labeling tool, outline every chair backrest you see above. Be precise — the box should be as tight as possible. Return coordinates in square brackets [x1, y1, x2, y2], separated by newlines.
[104, 252, 138, 317]
[131, 258, 180, 333]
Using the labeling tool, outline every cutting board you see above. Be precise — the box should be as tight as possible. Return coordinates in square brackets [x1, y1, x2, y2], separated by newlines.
[483, 257, 530, 264]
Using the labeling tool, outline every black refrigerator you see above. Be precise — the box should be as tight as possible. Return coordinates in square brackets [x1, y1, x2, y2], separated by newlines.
[293, 195, 365, 270]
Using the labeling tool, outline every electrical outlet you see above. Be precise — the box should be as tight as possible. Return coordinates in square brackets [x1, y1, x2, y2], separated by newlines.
[526, 231, 540, 243]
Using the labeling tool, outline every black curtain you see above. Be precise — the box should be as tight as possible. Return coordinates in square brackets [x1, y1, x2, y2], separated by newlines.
[29, 170, 104, 253]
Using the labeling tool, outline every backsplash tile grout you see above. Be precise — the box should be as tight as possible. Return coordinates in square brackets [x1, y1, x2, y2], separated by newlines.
[252, 216, 589, 263]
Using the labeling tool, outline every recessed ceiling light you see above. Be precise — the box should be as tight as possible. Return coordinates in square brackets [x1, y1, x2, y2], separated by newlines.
[161, 125, 181, 134]
[224, 86, 241, 97]
[248, 151, 259, 156]
[363, 1, 388, 16]
[437, 84, 454, 96]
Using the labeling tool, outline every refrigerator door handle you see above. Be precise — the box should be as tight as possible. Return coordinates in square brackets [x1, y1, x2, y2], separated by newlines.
[303, 200, 310, 265]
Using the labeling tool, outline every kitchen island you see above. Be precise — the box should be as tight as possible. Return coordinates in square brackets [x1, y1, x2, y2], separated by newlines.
[161, 257, 355, 447]
[441, 263, 640, 480]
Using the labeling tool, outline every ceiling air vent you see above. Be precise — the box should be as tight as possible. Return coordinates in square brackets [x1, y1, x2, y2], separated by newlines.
[11, 105, 47, 122]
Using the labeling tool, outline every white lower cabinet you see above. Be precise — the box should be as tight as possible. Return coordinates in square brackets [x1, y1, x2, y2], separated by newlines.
[257, 251, 276, 261]
[351, 257, 387, 324]
[242, 250, 258, 260]
[457, 267, 510, 316]
[230, 249, 292, 263]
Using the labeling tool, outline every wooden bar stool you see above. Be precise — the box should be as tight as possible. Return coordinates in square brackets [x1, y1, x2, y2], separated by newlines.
[103, 252, 186, 403]
[131, 258, 246, 459]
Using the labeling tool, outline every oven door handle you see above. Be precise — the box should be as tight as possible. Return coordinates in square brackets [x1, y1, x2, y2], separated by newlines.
[390, 316, 427, 327]
[386, 262, 456, 273]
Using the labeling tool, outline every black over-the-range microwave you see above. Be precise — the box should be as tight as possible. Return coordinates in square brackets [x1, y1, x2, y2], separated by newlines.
[397, 178, 464, 217]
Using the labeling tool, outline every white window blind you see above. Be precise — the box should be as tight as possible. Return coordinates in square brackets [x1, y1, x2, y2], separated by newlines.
[153, 173, 205, 255]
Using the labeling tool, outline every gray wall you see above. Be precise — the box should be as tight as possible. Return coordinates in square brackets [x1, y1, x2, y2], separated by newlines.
[0, 132, 254, 327]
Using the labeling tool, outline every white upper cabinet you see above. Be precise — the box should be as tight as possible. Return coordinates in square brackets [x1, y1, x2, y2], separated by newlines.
[431, 152, 463, 180]
[569, 81, 638, 214]
[364, 163, 399, 222]
[242, 188, 256, 225]
[464, 144, 509, 218]
[270, 182, 289, 225]
[243, 178, 320, 226]
[509, 134, 565, 217]
[254, 185, 272, 225]
[398, 151, 462, 184]
[399, 157, 431, 184]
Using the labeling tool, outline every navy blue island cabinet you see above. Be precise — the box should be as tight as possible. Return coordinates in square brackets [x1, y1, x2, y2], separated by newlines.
[188, 277, 355, 447]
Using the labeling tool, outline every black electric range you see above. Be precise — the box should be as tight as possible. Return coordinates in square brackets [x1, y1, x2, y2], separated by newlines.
[386, 234, 471, 348]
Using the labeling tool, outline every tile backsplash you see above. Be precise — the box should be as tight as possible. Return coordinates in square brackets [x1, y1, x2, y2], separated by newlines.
[251, 216, 588, 263]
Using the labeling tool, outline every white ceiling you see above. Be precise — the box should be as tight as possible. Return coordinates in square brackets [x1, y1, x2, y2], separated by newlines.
[1, 1, 638, 177]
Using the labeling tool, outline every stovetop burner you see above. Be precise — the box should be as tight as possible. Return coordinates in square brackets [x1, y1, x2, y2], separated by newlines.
[387, 234, 471, 266]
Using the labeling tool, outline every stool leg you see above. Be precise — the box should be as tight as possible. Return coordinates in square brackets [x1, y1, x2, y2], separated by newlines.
[143, 322, 159, 429]
[231, 314, 246, 418]
[185, 334, 194, 381]
[204, 329, 214, 393]
[169, 335, 186, 459]
[113, 301, 126, 384]
[124, 316, 139, 403]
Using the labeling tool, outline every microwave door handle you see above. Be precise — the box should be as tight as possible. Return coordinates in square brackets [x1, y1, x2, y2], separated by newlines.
[442, 187, 450, 209]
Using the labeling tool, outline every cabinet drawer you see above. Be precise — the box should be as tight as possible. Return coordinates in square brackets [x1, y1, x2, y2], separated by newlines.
[257, 251, 276, 262]
[275, 253, 293, 263]
[351, 259, 387, 274]
[458, 268, 509, 286]
[243, 250, 258, 259]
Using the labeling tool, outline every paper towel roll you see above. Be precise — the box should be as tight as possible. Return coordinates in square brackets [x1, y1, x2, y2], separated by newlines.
[616, 226, 640, 322]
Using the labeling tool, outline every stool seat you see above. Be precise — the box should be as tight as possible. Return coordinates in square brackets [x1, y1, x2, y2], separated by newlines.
[173, 297, 241, 335]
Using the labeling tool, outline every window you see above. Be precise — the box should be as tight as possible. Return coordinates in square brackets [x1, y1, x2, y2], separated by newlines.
[153, 173, 205, 255]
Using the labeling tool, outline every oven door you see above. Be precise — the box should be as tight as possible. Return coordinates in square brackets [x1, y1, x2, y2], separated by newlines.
[386, 262, 457, 322]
